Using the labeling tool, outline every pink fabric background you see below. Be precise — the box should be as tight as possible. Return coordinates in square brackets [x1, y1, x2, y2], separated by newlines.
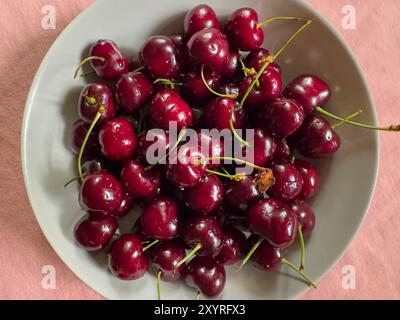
[0, 0, 399, 299]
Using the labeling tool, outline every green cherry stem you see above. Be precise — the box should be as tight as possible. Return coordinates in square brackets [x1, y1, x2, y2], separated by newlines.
[198, 156, 267, 171]
[64, 174, 87, 189]
[157, 271, 162, 300]
[229, 117, 249, 147]
[142, 239, 160, 252]
[257, 16, 309, 28]
[200, 64, 238, 99]
[175, 243, 202, 270]
[196, 290, 201, 301]
[239, 58, 257, 78]
[205, 168, 246, 181]
[153, 78, 183, 90]
[331, 109, 363, 129]
[74, 56, 105, 79]
[281, 258, 317, 288]
[236, 237, 263, 272]
[134, 66, 145, 73]
[298, 224, 305, 272]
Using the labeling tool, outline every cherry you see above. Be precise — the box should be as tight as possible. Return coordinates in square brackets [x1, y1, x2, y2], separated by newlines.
[74, 214, 117, 251]
[140, 36, 181, 79]
[138, 129, 171, 158]
[120, 159, 161, 198]
[222, 51, 241, 80]
[169, 34, 185, 66]
[273, 139, 293, 162]
[248, 235, 287, 270]
[293, 159, 320, 200]
[283, 74, 331, 115]
[260, 98, 305, 139]
[78, 83, 115, 125]
[150, 89, 193, 130]
[250, 127, 276, 166]
[225, 175, 262, 212]
[185, 256, 226, 298]
[182, 65, 221, 105]
[80, 172, 123, 214]
[113, 193, 134, 217]
[186, 28, 229, 72]
[195, 130, 224, 169]
[246, 198, 298, 248]
[291, 201, 316, 237]
[216, 226, 246, 265]
[75, 40, 128, 81]
[244, 48, 281, 74]
[268, 162, 304, 202]
[115, 71, 153, 113]
[72, 120, 99, 156]
[108, 234, 148, 280]
[184, 4, 221, 40]
[295, 115, 341, 158]
[140, 196, 179, 240]
[183, 174, 223, 214]
[99, 117, 137, 160]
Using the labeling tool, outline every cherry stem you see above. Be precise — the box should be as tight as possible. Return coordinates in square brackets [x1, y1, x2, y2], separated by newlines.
[81, 70, 96, 77]
[229, 117, 249, 147]
[153, 78, 182, 90]
[257, 16, 309, 29]
[200, 64, 238, 99]
[77, 106, 105, 182]
[331, 109, 363, 129]
[298, 225, 305, 272]
[199, 156, 266, 171]
[175, 243, 202, 269]
[64, 174, 87, 189]
[236, 237, 263, 272]
[134, 66, 145, 73]
[196, 290, 201, 301]
[239, 58, 257, 78]
[205, 168, 246, 181]
[239, 19, 313, 109]
[74, 56, 105, 79]
[157, 271, 161, 300]
[142, 239, 159, 252]
[281, 258, 317, 288]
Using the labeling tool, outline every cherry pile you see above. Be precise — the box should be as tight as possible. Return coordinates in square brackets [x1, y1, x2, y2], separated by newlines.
[69, 5, 398, 299]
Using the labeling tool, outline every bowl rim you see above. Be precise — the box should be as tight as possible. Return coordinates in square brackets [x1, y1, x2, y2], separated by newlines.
[21, 0, 379, 300]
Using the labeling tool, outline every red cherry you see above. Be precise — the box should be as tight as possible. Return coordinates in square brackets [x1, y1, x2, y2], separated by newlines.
[291, 201, 316, 236]
[113, 193, 134, 217]
[249, 127, 276, 166]
[293, 159, 320, 200]
[268, 162, 304, 202]
[72, 120, 99, 156]
[245, 48, 281, 74]
[216, 226, 247, 265]
[248, 235, 287, 270]
[184, 4, 221, 40]
[225, 175, 262, 212]
[196, 130, 224, 169]
[138, 129, 171, 158]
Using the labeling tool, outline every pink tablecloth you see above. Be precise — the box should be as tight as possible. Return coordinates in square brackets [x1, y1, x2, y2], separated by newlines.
[0, 0, 399, 299]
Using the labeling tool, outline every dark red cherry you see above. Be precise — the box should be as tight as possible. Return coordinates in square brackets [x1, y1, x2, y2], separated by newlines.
[283, 74, 331, 115]
[222, 51, 241, 79]
[165, 144, 206, 189]
[120, 159, 161, 198]
[250, 127, 276, 166]
[99, 117, 137, 160]
[225, 8, 263, 51]
[291, 201, 316, 236]
[151, 89, 193, 130]
[113, 193, 134, 217]
[293, 159, 320, 200]
[182, 65, 221, 105]
[196, 130, 224, 169]
[72, 120, 99, 156]
[80, 172, 123, 214]
[244, 48, 281, 74]
[81, 157, 122, 177]
[296, 115, 341, 158]
[240, 68, 282, 109]
[185, 256, 226, 298]
[248, 235, 287, 270]
[184, 4, 221, 40]
[74, 214, 117, 251]
[151, 240, 187, 281]
[87, 40, 129, 81]
[260, 98, 305, 139]
[181, 215, 223, 256]
[216, 226, 246, 265]
[247, 198, 298, 248]
[202, 97, 246, 130]
[108, 234, 148, 280]
[273, 139, 293, 161]
[140, 36, 181, 79]
[138, 129, 171, 159]
[78, 83, 115, 125]
[115, 71, 153, 114]
[183, 174, 223, 214]
[169, 33, 185, 66]
[268, 162, 303, 202]
[186, 28, 229, 72]
[225, 175, 261, 212]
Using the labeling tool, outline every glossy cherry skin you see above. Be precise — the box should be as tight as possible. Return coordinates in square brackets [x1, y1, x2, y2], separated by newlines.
[222, 51, 241, 79]
[184, 4, 221, 40]
[108, 234, 148, 280]
[273, 139, 293, 162]
[80, 172, 123, 214]
[165, 144, 207, 189]
[99, 118, 137, 160]
[225, 175, 261, 212]
[120, 159, 161, 198]
[72, 120, 99, 156]
[225, 8, 263, 51]
[89, 40, 129, 81]
[246, 198, 298, 248]
[268, 162, 304, 202]
[283, 74, 331, 115]
[261, 98, 305, 139]
[151, 89, 193, 131]
[216, 226, 246, 265]
[250, 127, 276, 166]
[245, 48, 281, 74]
[181, 215, 223, 256]
[186, 28, 230, 72]
[240, 68, 282, 109]
[183, 174, 223, 214]
[140, 196, 178, 240]
[185, 256, 226, 298]
[296, 115, 341, 158]
[169, 34, 185, 66]
[138, 129, 171, 159]
[113, 193, 134, 217]
[74, 214, 117, 251]
[78, 83, 115, 125]
[115, 71, 153, 113]
[182, 65, 221, 105]
[201, 97, 246, 130]
[291, 201, 316, 237]
[196, 130, 224, 169]
[248, 235, 287, 270]
[151, 240, 187, 281]
[293, 159, 320, 200]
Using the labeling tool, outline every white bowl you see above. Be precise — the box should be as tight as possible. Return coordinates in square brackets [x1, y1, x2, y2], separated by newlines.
[21, 0, 378, 299]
